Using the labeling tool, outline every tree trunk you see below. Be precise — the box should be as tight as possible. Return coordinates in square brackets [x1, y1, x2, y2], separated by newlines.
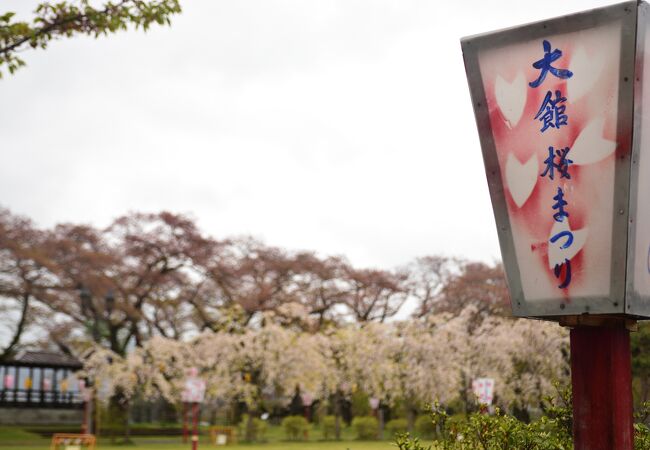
[123, 400, 132, 444]
[210, 404, 217, 425]
[0, 294, 29, 361]
[245, 410, 255, 442]
[334, 391, 342, 440]
[378, 406, 385, 439]
[406, 402, 415, 433]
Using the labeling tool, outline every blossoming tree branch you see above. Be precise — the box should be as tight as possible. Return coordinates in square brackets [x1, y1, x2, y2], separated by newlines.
[0, 0, 182, 77]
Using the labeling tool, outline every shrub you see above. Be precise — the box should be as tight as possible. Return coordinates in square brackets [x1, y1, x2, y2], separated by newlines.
[255, 418, 267, 441]
[396, 386, 650, 449]
[322, 415, 337, 440]
[281, 415, 309, 441]
[395, 433, 432, 450]
[386, 418, 408, 436]
[238, 415, 268, 442]
[415, 414, 435, 437]
[445, 413, 467, 435]
[351, 390, 371, 417]
[352, 416, 379, 440]
[395, 399, 571, 450]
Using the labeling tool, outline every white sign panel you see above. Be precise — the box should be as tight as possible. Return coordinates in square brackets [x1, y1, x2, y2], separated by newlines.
[182, 376, 206, 403]
[472, 378, 495, 405]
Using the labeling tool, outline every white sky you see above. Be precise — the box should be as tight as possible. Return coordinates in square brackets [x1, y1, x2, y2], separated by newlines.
[0, 0, 621, 270]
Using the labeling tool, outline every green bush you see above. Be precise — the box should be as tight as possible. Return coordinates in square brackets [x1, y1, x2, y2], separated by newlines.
[415, 414, 435, 437]
[396, 387, 650, 449]
[386, 418, 408, 436]
[396, 398, 571, 450]
[281, 415, 309, 441]
[238, 415, 267, 442]
[445, 413, 467, 434]
[352, 415, 379, 440]
[255, 419, 267, 441]
[397, 412, 570, 449]
[322, 415, 337, 440]
[351, 390, 371, 417]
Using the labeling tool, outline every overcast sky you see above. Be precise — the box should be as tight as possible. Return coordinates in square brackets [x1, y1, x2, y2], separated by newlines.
[0, 0, 621, 270]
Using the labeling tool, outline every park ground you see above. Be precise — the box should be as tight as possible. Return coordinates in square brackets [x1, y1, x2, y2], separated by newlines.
[0, 425, 399, 450]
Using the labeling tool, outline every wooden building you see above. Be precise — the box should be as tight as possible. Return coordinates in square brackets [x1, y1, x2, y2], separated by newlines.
[0, 351, 83, 409]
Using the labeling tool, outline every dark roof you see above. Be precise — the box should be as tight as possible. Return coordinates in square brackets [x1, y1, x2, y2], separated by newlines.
[3, 351, 82, 369]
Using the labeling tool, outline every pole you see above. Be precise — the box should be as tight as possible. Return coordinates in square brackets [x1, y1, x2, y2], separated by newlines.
[182, 402, 188, 443]
[82, 399, 88, 434]
[192, 402, 199, 450]
[570, 324, 634, 450]
[87, 393, 94, 435]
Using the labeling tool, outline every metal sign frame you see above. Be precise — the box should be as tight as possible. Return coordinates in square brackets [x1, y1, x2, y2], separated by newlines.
[627, 1, 650, 316]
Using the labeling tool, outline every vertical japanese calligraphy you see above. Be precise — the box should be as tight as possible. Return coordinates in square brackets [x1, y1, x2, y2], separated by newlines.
[529, 40, 574, 289]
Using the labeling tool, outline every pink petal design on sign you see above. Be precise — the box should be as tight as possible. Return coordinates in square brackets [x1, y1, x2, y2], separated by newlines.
[548, 220, 588, 270]
[505, 153, 538, 208]
[570, 118, 617, 165]
[495, 72, 527, 128]
[568, 46, 605, 103]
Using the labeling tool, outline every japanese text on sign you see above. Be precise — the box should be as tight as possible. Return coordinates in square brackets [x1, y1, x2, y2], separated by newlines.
[530, 40, 574, 290]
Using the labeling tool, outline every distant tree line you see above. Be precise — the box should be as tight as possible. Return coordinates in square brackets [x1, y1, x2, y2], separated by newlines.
[0, 206, 509, 360]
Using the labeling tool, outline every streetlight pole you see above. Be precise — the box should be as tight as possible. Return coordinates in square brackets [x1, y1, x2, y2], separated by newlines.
[79, 286, 100, 343]
[78, 285, 118, 438]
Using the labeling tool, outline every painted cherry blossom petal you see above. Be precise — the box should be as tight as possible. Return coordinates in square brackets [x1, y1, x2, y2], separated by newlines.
[495, 72, 527, 128]
[548, 219, 588, 270]
[568, 46, 605, 103]
[569, 118, 617, 165]
[505, 153, 538, 208]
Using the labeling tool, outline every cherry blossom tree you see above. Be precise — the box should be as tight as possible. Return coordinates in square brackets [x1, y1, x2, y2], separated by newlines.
[433, 305, 569, 415]
[0, 208, 58, 360]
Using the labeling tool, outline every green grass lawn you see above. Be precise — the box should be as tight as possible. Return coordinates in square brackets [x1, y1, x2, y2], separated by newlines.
[0, 426, 401, 449]
[1, 441, 396, 450]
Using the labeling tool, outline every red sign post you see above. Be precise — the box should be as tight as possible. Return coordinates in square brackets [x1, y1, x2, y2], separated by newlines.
[181, 367, 206, 450]
[462, 2, 650, 448]
[568, 321, 634, 449]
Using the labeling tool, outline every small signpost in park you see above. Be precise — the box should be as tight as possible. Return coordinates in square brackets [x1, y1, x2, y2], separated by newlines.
[49, 434, 96, 450]
[209, 426, 237, 446]
[301, 392, 314, 421]
[181, 367, 206, 450]
[472, 378, 495, 406]
[462, 2, 650, 448]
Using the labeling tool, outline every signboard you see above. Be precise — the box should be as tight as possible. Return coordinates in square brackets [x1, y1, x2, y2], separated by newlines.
[301, 392, 314, 406]
[81, 387, 93, 403]
[50, 434, 96, 450]
[472, 378, 495, 405]
[462, 1, 650, 318]
[182, 368, 206, 404]
[209, 426, 237, 445]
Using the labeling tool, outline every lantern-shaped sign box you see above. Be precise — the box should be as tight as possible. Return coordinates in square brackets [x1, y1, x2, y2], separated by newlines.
[462, 1, 650, 319]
